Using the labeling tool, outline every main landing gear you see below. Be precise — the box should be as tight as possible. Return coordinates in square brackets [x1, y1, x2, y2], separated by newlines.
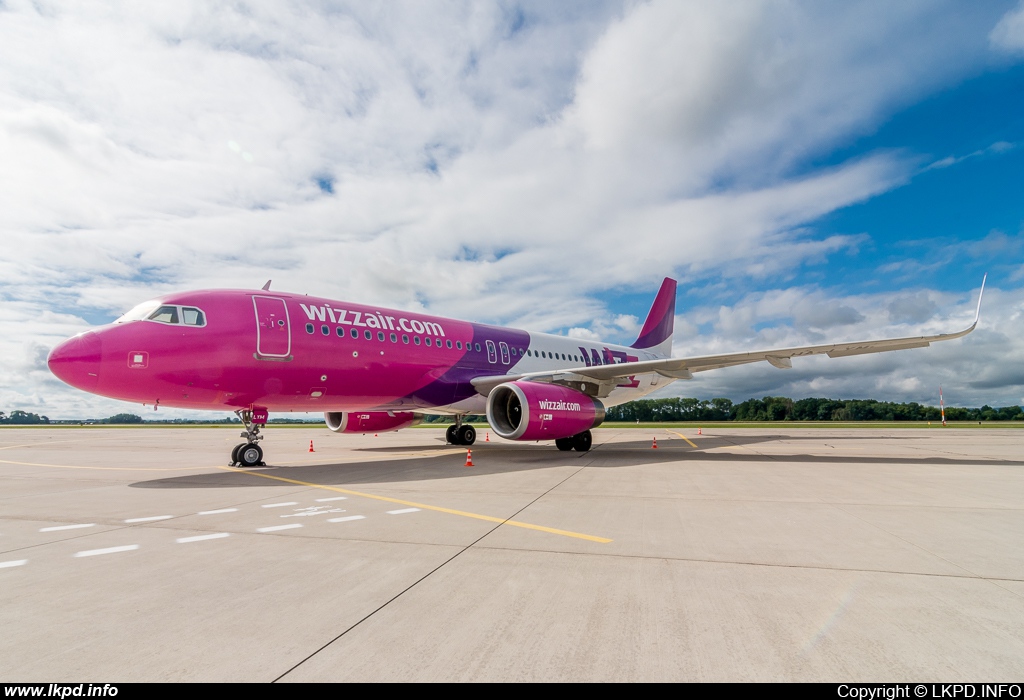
[445, 417, 476, 446]
[555, 430, 592, 452]
[231, 408, 266, 467]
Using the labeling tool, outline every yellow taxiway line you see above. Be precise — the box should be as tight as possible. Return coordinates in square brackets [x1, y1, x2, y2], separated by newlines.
[218, 465, 613, 544]
[666, 430, 698, 448]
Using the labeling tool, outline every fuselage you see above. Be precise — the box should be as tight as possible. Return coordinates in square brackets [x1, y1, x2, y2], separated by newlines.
[47, 289, 672, 415]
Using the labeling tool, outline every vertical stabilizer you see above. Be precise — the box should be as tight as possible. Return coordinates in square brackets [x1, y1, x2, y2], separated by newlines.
[630, 278, 676, 356]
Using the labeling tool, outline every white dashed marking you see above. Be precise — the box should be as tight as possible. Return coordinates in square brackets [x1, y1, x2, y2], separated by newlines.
[315, 496, 347, 502]
[327, 515, 365, 523]
[261, 502, 298, 508]
[40, 524, 95, 532]
[281, 506, 344, 518]
[124, 516, 173, 523]
[257, 524, 302, 533]
[197, 508, 238, 515]
[387, 508, 421, 515]
[0, 560, 27, 568]
[74, 545, 139, 557]
[176, 533, 230, 544]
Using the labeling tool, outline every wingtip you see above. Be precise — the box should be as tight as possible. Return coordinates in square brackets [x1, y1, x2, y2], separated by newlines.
[974, 274, 986, 324]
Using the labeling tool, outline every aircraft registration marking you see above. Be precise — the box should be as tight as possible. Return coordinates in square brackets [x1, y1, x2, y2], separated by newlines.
[74, 545, 139, 557]
[176, 533, 230, 543]
[218, 466, 613, 544]
[39, 523, 95, 532]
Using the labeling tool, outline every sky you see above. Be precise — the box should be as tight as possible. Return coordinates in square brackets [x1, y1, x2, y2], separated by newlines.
[2, 0, 1024, 419]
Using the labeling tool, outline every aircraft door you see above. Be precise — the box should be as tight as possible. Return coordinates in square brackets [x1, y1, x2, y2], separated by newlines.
[486, 340, 497, 364]
[253, 296, 291, 358]
[499, 341, 510, 365]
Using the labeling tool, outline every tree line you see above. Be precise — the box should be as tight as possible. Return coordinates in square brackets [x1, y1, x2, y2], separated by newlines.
[605, 397, 1024, 422]
[4, 397, 1023, 424]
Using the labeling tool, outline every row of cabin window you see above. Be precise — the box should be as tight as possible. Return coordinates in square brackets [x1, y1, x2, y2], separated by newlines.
[306, 323, 483, 351]
[303, 323, 587, 365]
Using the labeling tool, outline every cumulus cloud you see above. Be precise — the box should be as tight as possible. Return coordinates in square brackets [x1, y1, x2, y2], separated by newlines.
[655, 282, 1015, 407]
[991, 1, 1024, 53]
[0, 1, 1020, 417]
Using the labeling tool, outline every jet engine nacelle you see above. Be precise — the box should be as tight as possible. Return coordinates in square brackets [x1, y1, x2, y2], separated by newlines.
[486, 381, 605, 441]
[324, 411, 422, 434]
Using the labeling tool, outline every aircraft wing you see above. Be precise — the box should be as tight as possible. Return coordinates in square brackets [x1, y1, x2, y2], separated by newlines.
[471, 277, 985, 395]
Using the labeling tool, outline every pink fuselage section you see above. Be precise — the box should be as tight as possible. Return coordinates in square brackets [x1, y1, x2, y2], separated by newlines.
[48, 290, 531, 413]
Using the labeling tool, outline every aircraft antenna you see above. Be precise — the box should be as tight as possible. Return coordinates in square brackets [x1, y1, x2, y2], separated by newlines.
[262, 280, 272, 291]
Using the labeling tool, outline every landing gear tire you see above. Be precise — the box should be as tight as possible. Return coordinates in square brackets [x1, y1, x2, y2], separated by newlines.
[572, 430, 592, 452]
[458, 425, 476, 446]
[555, 438, 574, 451]
[230, 443, 246, 464]
[446, 424, 459, 445]
[238, 443, 264, 467]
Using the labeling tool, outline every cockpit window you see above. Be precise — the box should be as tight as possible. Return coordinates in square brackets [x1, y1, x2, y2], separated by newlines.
[114, 300, 161, 324]
[148, 306, 180, 324]
[182, 308, 205, 326]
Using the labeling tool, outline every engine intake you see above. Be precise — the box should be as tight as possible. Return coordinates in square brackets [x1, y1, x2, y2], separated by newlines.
[324, 411, 422, 434]
[486, 381, 604, 441]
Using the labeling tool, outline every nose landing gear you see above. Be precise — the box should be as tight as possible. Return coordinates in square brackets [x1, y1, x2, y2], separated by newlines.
[231, 407, 267, 467]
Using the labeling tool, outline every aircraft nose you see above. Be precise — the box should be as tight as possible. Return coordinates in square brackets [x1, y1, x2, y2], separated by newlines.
[48, 331, 102, 392]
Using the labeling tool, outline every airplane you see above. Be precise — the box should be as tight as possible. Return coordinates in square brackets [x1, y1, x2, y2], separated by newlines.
[47, 276, 985, 467]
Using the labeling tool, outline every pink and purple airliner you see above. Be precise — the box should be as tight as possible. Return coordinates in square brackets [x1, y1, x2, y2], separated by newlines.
[48, 277, 984, 466]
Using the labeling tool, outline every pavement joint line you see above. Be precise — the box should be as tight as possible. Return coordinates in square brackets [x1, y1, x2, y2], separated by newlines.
[825, 503, 1024, 599]
[273, 446, 602, 682]
[216, 465, 613, 544]
[465, 544, 1024, 584]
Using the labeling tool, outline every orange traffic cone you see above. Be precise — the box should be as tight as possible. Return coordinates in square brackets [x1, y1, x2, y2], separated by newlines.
[308, 440, 315, 452]
[652, 437, 658, 449]
[697, 428, 702, 435]
[485, 431, 490, 442]
[464, 449, 474, 467]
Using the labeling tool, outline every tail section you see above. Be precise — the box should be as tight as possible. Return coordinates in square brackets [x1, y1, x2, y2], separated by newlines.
[631, 278, 676, 356]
